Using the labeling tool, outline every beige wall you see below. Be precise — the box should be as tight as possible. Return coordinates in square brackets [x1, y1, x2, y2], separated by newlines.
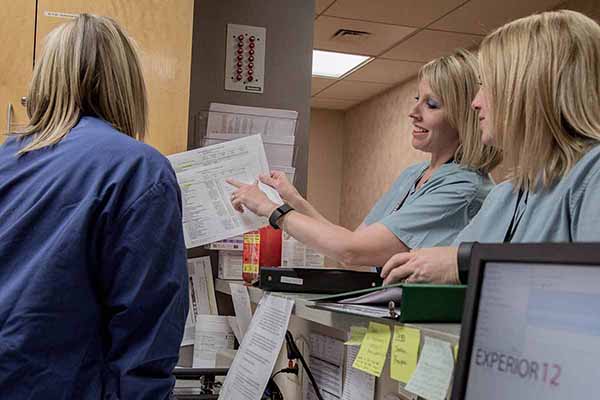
[306, 109, 345, 225]
[340, 79, 429, 229]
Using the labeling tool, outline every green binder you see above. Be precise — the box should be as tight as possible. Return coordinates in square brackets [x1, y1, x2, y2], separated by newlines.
[309, 283, 466, 323]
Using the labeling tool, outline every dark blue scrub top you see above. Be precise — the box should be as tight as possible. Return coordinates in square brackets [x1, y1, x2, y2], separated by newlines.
[0, 117, 188, 399]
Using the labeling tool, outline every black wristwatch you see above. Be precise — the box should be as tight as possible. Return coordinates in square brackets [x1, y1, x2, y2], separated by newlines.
[269, 203, 294, 229]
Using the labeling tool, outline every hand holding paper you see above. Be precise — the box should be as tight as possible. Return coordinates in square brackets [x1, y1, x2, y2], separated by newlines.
[227, 178, 280, 217]
[259, 171, 302, 206]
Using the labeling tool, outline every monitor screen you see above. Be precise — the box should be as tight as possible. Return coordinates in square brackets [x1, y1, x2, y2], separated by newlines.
[464, 261, 600, 399]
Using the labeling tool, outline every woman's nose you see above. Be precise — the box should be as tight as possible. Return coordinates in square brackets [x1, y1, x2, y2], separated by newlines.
[409, 108, 421, 121]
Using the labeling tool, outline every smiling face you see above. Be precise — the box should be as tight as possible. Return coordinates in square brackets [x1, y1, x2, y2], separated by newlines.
[408, 79, 459, 155]
[471, 86, 494, 146]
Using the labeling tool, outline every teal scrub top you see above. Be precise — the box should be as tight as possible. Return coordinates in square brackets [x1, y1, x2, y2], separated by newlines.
[364, 162, 493, 249]
[454, 144, 600, 245]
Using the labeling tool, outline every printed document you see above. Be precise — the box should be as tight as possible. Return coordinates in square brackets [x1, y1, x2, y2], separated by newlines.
[406, 336, 454, 400]
[304, 334, 344, 400]
[229, 283, 253, 342]
[341, 346, 375, 400]
[181, 256, 217, 346]
[193, 315, 235, 368]
[168, 135, 282, 248]
[218, 294, 294, 400]
[207, 102, 297, 138]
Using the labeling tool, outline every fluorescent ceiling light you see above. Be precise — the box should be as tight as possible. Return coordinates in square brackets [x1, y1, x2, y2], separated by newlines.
[312, 50, 371, 78]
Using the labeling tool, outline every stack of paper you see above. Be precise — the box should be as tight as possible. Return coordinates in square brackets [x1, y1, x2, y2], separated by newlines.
[205, 102, 298, 174]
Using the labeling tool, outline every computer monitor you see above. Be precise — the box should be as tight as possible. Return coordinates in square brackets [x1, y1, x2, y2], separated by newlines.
[452, 243, 600, 400]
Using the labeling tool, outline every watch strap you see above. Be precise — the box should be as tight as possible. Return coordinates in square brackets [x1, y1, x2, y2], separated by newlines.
[269, 203, 294, 229]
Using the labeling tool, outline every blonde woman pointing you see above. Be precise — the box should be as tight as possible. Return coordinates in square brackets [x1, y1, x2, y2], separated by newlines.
[228, 49, 500, 268]
[381, 10, 600, 284]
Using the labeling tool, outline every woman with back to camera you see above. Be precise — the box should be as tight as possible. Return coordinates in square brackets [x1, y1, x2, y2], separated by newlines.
[380, 10, 600, 285]
[0, 14, 188, 399]
[227, 49, 501, 268]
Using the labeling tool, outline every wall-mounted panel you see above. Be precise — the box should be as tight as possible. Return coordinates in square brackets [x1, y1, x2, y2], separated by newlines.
[188, 0, 315, 194]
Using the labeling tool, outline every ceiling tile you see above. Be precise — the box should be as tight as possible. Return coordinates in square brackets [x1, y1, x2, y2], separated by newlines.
[323, 0, 467, 27]
[430, 0, 565, 34]
[345, 58, 423, 84]
[311, 77, 337, 95]
[382, 29, 482, 62]
[316, 80, 392, 100]
[314, 16, 416, 56]
[315, 0, 336, 15]
[311, 97, 359, 110]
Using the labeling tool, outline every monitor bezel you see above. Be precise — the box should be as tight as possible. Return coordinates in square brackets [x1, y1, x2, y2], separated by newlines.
[451, 242, 600, 400]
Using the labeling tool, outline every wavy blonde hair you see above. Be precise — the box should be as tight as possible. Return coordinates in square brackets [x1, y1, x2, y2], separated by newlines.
[17, 13, 147, 154]
[419, 48, 502, 174]
[479, 10, 600, 190]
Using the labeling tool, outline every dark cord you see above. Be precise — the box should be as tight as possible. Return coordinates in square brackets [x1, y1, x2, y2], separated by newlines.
[285, 331, 324, 400]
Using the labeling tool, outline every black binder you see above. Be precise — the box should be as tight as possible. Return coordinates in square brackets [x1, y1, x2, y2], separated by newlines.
[258, 267, 383, 294]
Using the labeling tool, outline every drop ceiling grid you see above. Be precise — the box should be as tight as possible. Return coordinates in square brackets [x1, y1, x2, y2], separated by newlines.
[311, 0, 566, 109]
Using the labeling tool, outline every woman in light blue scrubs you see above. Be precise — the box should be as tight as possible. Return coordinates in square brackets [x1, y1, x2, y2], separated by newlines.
[228, 49, 501, 268]
[381, 10, 600, 284]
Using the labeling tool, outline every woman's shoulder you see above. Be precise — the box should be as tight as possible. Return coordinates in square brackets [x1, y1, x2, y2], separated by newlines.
[435, 162, 490, 185]
[71, 117, 171, 172]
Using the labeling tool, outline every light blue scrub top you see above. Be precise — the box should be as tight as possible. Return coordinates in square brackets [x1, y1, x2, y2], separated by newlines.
[364, 162, 493, 249]
[454, 144, 600, 245]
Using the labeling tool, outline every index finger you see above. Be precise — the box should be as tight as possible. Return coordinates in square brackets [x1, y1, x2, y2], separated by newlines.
[381, 252, 413, 278]
[383, 263, 415, 285]
[226, 178, 244, 188]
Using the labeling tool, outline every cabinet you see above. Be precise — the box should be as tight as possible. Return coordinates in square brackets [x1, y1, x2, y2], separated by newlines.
[0, 1, 36, 143]
[2, 0, 194, 155]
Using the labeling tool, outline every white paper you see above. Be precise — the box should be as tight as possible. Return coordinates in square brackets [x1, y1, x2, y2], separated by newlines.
[193, 315, 235, 368]
[204, 135, 294, 167]
[218, 294, 294, 400]
[341, 346, 375, 400]
[309, 334, 344, 366]
[227, 316, 242, 344]
[229, 283, 253, 341]
[181, 305, 195, 346]
[218, 251, 243, 280]
[188, 257, 218, 318]
[282, 233, 325, 267]
[406, 336, 454, 400]
[304, 334, 344, 400]
[181, 256, 217, 347]
[304, 357, 343, 400]
[168, 135, 282, 248]
[207, 102, 297, 138]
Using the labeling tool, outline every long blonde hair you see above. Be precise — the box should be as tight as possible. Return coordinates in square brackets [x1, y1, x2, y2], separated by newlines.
[479, 10, 600, 190]
[17, 13, 147, 154]
[419, 49, 501, 174]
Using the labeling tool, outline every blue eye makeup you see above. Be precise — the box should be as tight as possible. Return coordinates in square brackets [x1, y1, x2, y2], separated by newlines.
[426, 98, 440, 109]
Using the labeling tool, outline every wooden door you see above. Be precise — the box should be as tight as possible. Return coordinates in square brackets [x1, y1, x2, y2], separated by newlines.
[36, 0, 194, 155]
[0, 1, 36, 143]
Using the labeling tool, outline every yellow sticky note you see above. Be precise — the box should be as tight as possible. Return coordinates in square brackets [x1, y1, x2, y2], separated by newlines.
[390, 326, 421, 383]
[454, 344, 459, 361]
[352, 322, 391, 377]
[345, 326, 367, 346]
